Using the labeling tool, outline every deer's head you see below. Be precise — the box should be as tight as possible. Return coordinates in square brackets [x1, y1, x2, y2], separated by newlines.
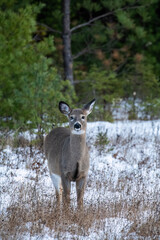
[59, 99, 96, 135]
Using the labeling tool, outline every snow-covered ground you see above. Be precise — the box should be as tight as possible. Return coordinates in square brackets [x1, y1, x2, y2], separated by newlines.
[0, 121, 160, 239]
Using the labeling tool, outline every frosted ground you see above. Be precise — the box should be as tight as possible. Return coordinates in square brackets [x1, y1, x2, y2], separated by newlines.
[0, 120, 160, 239]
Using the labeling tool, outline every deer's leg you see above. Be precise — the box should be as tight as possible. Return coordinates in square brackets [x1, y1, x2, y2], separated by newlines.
[76, 177, 87, 209]
[50, 173, 62, 205]
[61, 174, 71, 207]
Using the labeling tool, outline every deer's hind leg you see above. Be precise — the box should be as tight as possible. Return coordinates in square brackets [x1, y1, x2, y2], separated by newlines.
[50, 173, 63, 204]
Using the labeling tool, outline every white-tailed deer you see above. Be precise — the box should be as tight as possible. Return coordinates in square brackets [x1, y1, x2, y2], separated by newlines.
[44, 99, 95, 208]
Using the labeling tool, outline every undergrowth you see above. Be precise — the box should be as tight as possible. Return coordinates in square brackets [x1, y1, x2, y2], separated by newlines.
[0, 124, 160, 239]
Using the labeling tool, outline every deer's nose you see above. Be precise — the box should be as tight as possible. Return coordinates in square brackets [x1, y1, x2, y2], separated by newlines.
[74, 122, 81, 130]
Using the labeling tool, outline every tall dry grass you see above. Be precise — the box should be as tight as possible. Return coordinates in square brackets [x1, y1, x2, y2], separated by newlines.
[0, 128, 160, 239]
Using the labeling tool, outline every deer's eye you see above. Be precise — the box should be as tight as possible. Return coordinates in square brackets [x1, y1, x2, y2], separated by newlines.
[70, 116, 74, 121]
[82, 116, 85, 120]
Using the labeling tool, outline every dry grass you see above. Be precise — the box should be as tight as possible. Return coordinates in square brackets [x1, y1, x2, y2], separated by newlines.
[1, 171, 159, 239]
[0, 184, 108, 239]
[0, 123, 160, 239]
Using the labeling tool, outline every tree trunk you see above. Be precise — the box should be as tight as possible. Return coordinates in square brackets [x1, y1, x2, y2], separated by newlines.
[62, 0, 74, 85]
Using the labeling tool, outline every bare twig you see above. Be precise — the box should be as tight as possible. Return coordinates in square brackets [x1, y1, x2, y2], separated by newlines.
[37, 22, 62, 34]
[114, 59, 128, 74]
[73, 79, 90, 85]
[72, 47, 91, 60]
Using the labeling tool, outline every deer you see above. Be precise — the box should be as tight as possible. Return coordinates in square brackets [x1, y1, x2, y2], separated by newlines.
[44, 99, 95, 209]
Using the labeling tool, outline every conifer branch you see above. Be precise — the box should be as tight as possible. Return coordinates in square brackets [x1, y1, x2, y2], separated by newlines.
[71, 5, 145, 33]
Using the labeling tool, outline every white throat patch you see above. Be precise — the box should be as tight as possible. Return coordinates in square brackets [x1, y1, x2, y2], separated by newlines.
[71, 130, 85, 135]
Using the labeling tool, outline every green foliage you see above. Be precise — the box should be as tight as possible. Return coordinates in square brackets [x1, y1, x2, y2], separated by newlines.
[1, 0, 160, 126]
[123, 60, 160, 100]
[0, 3, 75, 132]
[117, 11, 135, 30]
[128, 108, 138, 120]
[86, 66, 123, 120]
[141, 98, 160, 120]
[89, 66, 123, 103]
[34, 0, 160, 121]
[95, 129, 109, 154]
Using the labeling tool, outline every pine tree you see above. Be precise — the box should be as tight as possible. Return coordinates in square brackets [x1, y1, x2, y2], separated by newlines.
[0, 2, 75, 131]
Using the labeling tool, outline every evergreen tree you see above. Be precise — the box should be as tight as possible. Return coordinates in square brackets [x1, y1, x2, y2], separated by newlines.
[0, 3, 75, 131]
[34, 0, 160, 110]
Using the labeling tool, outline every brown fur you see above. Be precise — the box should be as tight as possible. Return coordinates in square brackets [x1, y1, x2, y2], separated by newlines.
[44, 99, 95, 208]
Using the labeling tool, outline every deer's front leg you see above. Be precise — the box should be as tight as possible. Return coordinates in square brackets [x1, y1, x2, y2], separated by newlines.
[61, 174, 71, 208]
[76, 177, 87, 209]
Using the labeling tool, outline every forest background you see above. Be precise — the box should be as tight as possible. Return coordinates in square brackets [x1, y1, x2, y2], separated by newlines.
[0, 0, 160, 135]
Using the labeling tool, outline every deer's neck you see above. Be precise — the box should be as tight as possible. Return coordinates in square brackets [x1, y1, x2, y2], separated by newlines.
[70, 133, 86, 160]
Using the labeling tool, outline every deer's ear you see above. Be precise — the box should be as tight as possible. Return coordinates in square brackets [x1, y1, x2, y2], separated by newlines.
[59, 101, 71, 116]
[83, 99, 96, 116]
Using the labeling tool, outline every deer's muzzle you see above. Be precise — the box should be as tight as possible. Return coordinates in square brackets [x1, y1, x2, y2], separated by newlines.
[74, 122, 81, 131]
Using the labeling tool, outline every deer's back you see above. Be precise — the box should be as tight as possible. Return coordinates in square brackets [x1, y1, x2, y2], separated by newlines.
[44, 127, 70, 175]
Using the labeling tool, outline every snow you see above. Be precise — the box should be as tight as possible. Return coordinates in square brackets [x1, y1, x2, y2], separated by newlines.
[0, 120, 160, 239]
